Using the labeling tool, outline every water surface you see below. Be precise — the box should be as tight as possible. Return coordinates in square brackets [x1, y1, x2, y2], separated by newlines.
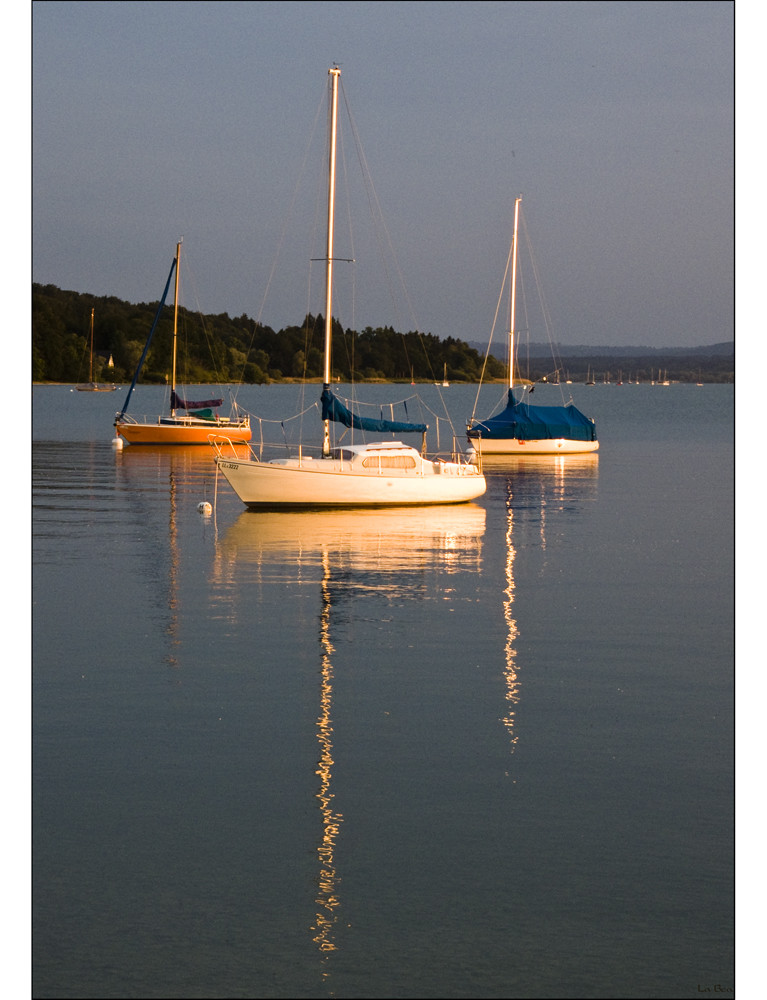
[33, 383, 734, 999]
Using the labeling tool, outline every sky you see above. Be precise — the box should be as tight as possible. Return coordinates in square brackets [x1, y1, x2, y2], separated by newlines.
[30, 1, 735, 349]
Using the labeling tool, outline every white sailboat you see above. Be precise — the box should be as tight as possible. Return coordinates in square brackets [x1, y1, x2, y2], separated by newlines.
[467, 197, 598, 456]
[212, 67, 485, 508]
[434, 364, 449, 387]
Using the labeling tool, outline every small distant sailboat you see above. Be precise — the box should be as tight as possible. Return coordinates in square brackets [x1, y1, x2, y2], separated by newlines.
[212, 67, 485, 507]
[76, 308, 116, 391]
[113, 241, 251, 445]
[467, 197, 598, 456]
[434, 363, 449, 387]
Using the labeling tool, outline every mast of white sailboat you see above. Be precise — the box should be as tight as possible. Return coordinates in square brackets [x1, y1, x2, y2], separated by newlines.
[322, 66, 341, 457]
[88, 307, 95, 383]
[170, 239, 182, 416]
[508, 196, 521, 393]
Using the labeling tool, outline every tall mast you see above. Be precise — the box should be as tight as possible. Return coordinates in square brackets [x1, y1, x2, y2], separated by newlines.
[170, 239, 182, 415]
[88, 307, 95, 383]
[322, 66, 341, 457]
[508, 197, 521, 392]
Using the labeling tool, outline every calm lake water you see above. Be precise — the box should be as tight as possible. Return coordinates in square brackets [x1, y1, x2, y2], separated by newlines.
[32, 382, 734, 999]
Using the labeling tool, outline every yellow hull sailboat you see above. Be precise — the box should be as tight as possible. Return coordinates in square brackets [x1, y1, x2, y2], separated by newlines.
[113, 241, 251, 445]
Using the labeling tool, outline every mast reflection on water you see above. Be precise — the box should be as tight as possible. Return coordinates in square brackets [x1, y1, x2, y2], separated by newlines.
[212, 505, 487, 978]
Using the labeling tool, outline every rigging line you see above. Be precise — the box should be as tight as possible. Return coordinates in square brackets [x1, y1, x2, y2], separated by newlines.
[174, 245, 237, 397]
[340, 81, 426, 378]
[331, 100, 362, 398]
[233, 80, 329, 418]
[298, 129, 332, 431]
[342, 88, 460, 430]
[265, 84, 329, 428]
[519, 211, 568, 403]
[244, 401, 320, 426]
[255, 86, 327, 329]
[516, 260, 531, 384]
[470, 237, 515, 422]
[337, 98, 357, 326]
[340, 84, 401, 324]
[418, 396, 475, 447]
[331, 388, 424, 413]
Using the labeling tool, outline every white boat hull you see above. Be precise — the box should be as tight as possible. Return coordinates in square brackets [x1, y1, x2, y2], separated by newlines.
[214, 444, 486, 507]
[469, 436, 599, 457]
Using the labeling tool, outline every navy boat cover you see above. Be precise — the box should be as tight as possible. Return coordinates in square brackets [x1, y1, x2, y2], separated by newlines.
[321, 388, 427, 434]
[171, 390, 224, 410]
[468, 389, 597, 442]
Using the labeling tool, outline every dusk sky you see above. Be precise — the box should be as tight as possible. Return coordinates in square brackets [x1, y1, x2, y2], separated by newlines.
[31, 1, 734, 349]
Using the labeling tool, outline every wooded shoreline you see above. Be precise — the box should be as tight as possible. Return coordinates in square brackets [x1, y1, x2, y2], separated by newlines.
[33, 282, 734, 386]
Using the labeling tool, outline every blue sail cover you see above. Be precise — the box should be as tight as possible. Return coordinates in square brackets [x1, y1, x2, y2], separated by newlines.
[171, 390, 223, 410]
[321, 388, 427, 434]
[468, 389, 597, 442]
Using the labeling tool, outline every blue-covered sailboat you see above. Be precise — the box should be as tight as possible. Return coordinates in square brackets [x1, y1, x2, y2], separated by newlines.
[467, 197, 598, 456]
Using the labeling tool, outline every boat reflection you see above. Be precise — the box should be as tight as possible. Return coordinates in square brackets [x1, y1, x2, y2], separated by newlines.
[493, 455, 598, 754]
[479, 451, 600, 477]
[486, 452, 598, 547]
[502, 479, 519, 751]
[113, 445, 233, 668]
[212, 504, 487, 591]
[313, 548, 341, 966]
[212, 505, 486, 975]
[114, 442, 248, 481]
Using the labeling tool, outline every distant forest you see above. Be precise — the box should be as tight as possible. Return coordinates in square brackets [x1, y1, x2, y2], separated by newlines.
[32, 283, 734, 385]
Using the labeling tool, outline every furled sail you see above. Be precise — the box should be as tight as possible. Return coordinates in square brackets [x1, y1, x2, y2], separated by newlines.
[468, 389, 597, 442]
[115, 255, 177, 422]
[171, 390, 223, 410]
[321, 388, 427, 434]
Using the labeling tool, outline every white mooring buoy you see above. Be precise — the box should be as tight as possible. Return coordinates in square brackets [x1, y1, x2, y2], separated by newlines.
[198, 501, 212, 516]
[111, 436, 123, 450]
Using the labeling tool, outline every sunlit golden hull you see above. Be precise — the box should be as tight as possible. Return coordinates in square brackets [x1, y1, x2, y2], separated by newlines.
[115, 416, 251, 445]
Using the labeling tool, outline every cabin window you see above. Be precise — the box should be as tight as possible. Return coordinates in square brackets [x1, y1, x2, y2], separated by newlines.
[361, 455, 417, 470]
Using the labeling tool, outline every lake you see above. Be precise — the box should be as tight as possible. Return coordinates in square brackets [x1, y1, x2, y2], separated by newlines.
[32, 382, 734, 999]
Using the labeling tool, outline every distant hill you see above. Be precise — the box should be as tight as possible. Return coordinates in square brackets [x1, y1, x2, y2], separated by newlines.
[468, 341, 734, 358]
[469, 339, 734, 383]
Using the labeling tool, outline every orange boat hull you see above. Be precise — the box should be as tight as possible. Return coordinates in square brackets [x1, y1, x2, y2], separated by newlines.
[115, 419, 251, 445]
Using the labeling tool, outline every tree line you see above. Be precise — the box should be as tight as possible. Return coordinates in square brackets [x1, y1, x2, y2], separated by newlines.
[32, 283, 505, 385]
[32, 283, 733, 385]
